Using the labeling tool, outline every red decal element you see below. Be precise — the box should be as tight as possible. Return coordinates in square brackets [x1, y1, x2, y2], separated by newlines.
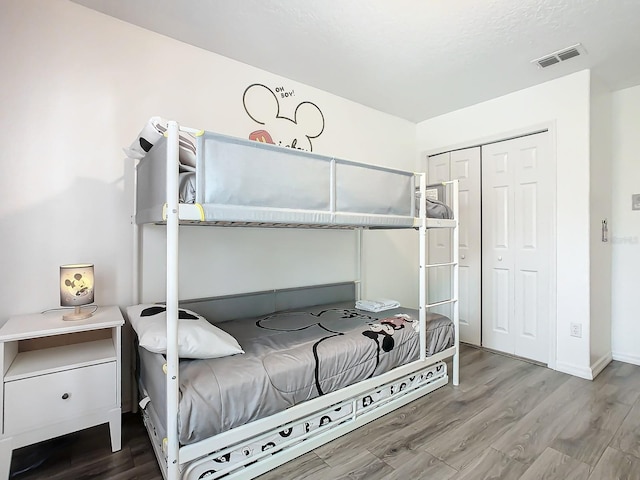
[249, 130, 274, 144]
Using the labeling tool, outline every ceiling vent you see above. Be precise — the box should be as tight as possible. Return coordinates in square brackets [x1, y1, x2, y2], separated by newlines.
[532, 43, 585, 69]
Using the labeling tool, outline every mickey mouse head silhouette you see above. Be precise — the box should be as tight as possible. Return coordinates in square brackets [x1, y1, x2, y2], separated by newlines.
[255, 308, 373, 395]
[362, 314, 416, 371]
[243, 84, 325, 152]
[65, 273, 89, 297]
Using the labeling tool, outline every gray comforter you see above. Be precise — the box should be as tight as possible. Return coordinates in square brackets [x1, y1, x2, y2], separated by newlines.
[144, 302, 453, 445]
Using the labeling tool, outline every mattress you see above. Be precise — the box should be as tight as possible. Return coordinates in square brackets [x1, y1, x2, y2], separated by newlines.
[138, 301, 454, 445]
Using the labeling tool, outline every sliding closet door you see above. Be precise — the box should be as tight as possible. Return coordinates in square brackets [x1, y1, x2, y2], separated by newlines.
[427, 148, 481, 346]
[481, 132, 551, 363]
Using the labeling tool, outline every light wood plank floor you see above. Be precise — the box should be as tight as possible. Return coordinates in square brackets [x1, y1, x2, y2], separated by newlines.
[10, 345, 640, 479]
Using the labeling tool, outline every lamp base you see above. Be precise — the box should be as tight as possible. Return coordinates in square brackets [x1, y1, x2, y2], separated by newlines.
[62, 306, 93, 321]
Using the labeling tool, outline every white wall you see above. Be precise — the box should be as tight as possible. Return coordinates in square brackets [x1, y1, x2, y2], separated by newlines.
[589, 76, 613, 371]
[611, 85, 640, 365]
[416, 71, 593, 376]
[0, 0, 417, 409]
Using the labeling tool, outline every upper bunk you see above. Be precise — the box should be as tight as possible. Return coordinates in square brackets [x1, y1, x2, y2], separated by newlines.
[132, 120, 456, 229]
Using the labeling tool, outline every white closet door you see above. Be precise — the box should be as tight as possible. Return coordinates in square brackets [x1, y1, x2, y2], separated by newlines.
[450, 148, 481, 346]
[427, 148, 481, 346]
[427, 153, 452, 319]
[481, 132, 551, 363]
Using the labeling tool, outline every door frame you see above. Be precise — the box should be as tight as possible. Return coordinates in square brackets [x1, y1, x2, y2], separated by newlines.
[420, 121, 557, 370]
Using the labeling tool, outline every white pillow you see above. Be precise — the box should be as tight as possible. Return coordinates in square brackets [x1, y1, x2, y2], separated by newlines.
[126, 304, 244, 359]
[124, 116, 197, 168]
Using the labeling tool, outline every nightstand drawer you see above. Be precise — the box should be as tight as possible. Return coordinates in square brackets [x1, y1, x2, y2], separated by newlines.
[3, 361, 116, 435]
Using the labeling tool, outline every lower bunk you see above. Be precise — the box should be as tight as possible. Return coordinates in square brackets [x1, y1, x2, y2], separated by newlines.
[129, 284, 456, 479]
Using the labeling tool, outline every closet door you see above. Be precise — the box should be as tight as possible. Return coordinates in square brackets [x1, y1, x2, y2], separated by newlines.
[450, 148, 481, 346]
[481, 132, 551, 363]
[427, 148, 481, 346]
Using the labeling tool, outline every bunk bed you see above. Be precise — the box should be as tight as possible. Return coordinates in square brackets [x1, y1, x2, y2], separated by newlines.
[130, 121, 459, 480]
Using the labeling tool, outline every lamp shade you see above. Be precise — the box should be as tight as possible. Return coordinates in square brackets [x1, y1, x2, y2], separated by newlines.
[60, 264, 94, 307]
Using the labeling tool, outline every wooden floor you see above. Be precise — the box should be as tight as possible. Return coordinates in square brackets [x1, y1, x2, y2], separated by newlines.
[10, 345, 640, 479]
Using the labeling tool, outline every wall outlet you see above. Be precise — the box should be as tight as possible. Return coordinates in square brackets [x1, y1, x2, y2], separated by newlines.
[570, 322, 582, 338]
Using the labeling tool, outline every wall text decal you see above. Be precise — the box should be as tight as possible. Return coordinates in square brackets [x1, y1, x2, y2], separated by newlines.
[243, 83, 325, 152]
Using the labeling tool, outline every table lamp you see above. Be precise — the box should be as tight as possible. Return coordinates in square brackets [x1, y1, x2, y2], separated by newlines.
[60, 263, 95, 321]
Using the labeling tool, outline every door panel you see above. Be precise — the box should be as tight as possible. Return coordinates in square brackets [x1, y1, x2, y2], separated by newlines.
[451, 148, 481, 346]
[483, 148, 515, 353]
[519, 270, 538, 338]
[427, 147, 481, 346]
[451, 156, 469, 182]
[459, 266, 469, 327]
[482, 132, 550, 364]
[493, 268, 511, 334]
[521, 183, 537, 248]
[458, 190, 470, 248]
[433, 161, 450, 184]
[513, 134, 551, 364]
[493, 185, 510, 249]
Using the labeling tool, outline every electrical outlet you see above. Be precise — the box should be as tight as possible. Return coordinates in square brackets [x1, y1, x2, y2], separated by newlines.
[570, 322, 582, 338]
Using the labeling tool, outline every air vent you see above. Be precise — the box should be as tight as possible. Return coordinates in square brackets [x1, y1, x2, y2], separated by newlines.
[557, 47, 580, 61]
[537, 56, 560, 68]
[531, 43, 585, 69]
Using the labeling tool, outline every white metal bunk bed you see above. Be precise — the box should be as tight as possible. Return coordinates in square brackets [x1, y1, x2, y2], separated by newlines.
[131, 121, 459, 480]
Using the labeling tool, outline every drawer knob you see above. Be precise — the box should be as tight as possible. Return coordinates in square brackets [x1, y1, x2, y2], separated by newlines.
[62, 393, 70, 400]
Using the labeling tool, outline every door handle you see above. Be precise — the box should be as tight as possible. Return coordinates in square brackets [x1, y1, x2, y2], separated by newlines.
[461, 254, 466, 259]
[498, 256, 503, 261]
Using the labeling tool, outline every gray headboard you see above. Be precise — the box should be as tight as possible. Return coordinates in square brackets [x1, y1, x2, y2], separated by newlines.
[179, 282, 356, 323]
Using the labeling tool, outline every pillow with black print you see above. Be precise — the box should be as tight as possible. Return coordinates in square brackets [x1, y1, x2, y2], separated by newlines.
[126, 304, 244, 359]
[123, 116, 197, 169]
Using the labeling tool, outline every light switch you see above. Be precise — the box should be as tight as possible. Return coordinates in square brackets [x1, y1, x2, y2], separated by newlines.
[633, 194, 640, 211]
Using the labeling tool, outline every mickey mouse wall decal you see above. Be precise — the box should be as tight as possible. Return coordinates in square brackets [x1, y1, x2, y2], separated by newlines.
[243, 83, 325, 152]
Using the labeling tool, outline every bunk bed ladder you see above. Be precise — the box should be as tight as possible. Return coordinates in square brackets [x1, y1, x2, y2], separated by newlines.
[418, 173, 428, 363]
[452, 178, 460, 386]
[422, 178, 460, 386]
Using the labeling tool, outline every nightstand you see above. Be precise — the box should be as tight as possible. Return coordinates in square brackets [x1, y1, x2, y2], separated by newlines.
[0, 306, 124, 479]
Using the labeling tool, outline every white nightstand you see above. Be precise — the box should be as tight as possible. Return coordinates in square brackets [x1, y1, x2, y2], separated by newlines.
[0, 306, 124, 479]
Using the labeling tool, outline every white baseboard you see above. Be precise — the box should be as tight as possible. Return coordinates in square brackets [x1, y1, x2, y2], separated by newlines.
[557, 353, 613, 380]
[555, 361, 593, 380]
[612, 351, 640, 366]
[557, 352, 636, 380]
[590, 353, 613, 379]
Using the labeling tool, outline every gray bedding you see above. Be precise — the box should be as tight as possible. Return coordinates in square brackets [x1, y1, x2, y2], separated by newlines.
[138, 301, 453, 445]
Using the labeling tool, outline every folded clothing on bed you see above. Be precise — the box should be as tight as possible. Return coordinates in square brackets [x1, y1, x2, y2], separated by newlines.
[355, 299, 401, 312]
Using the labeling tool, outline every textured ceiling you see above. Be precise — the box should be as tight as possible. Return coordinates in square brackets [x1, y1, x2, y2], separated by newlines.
[72, 0, 640, 122]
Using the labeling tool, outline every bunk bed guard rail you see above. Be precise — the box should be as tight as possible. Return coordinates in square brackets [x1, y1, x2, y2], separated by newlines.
[136, 130, 419, 228]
